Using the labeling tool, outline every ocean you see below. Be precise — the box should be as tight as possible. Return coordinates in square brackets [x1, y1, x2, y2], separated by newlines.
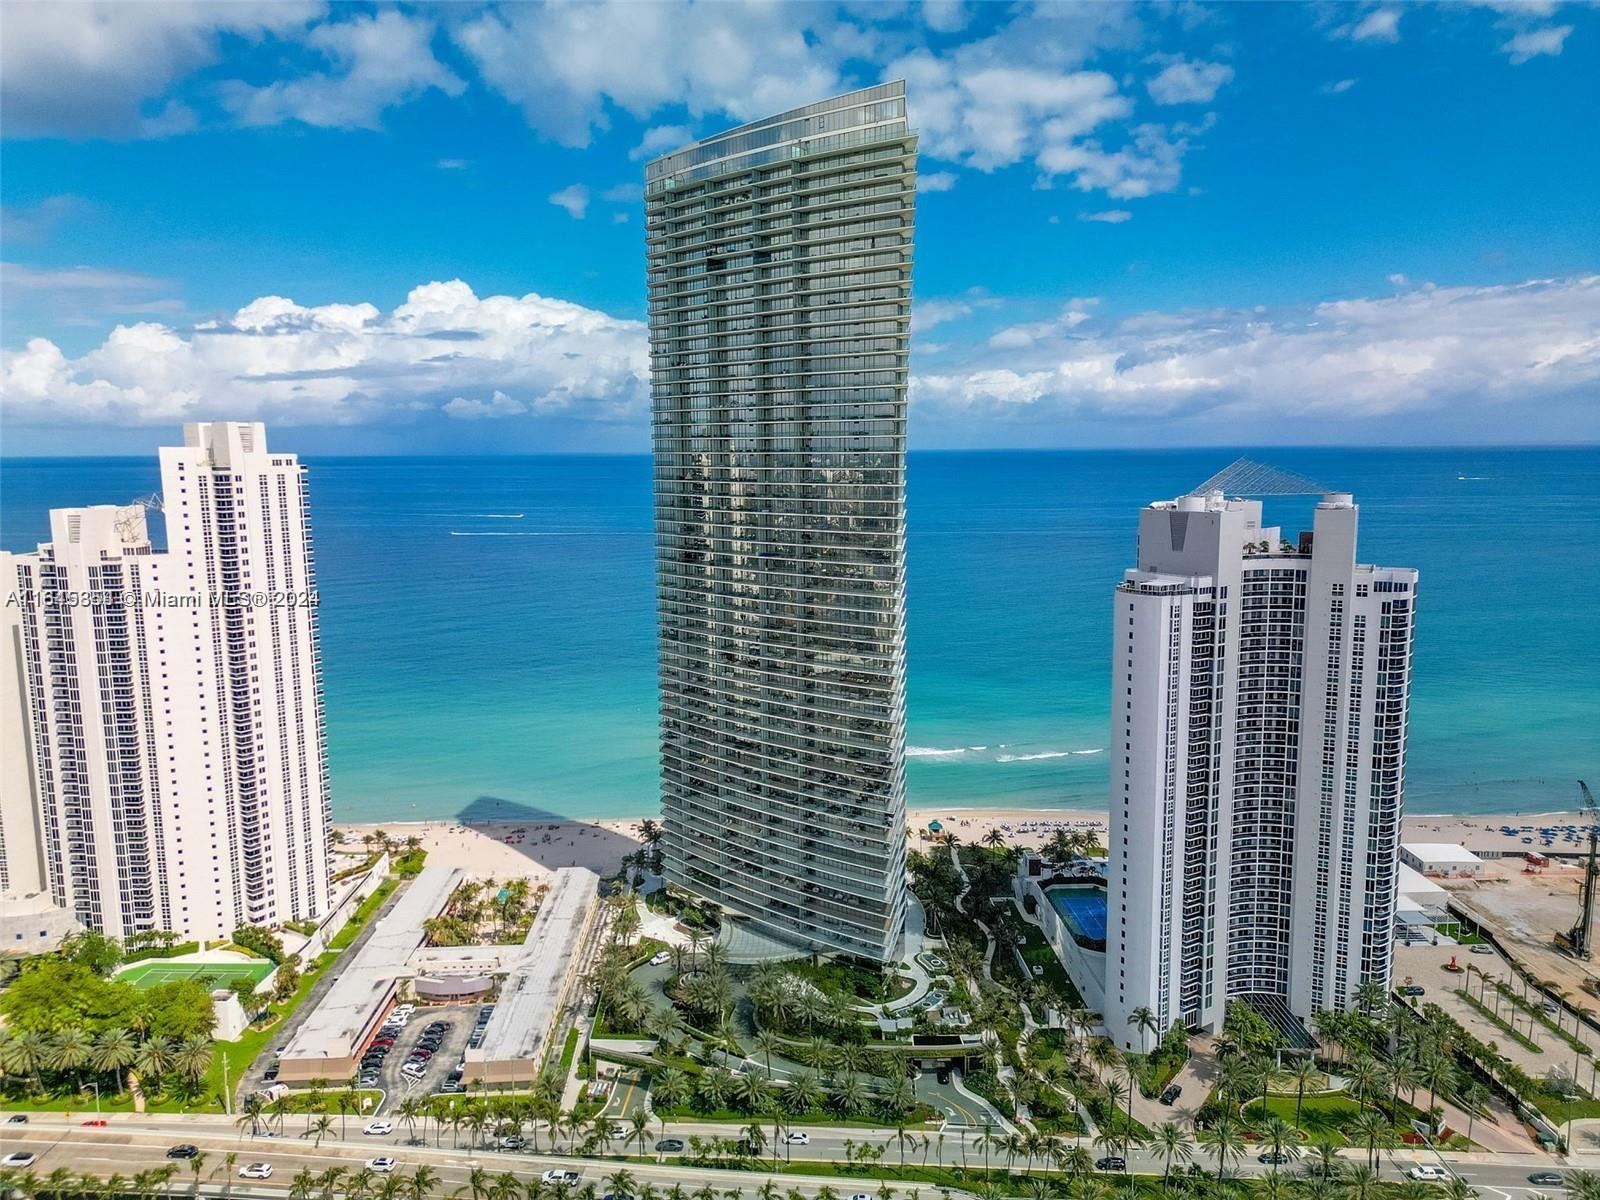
[3, 447, 1595, 824]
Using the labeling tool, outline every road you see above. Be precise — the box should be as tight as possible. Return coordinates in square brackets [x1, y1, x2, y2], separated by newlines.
[0, 1112, 1579, 1197]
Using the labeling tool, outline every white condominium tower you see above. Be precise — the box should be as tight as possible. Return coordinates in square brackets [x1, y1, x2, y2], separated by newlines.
[645, 83, 915, 961]
[1106, 464, 1418, 1050]
[2, 422, 331, 940]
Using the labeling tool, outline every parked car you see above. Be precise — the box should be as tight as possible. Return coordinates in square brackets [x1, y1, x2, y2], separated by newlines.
[1470, 944, 1495, 954]
[238, 1164, 273, 1180]
[655, 1139, 684, 1153]
[167, 1145, 199, 1159]
[367, 1157, 398, 1173]
[649, 950, 671, 966]
[1159, 1084, 1182, 1105]
[363, 1120, 395, 1136]
[1398, 985, 1426, 997]
[1, 1153, 37, 1169]
[1095, 1156, 1127, 1171]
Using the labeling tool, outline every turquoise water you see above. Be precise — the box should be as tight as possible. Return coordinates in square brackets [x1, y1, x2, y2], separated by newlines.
[1047, 885, 1109, 943]
[3, 448, 1595, 823]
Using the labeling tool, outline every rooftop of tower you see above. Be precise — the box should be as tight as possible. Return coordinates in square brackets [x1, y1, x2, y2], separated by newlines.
[644, 80, 909, 187]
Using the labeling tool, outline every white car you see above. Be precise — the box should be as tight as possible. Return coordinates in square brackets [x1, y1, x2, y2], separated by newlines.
[366, 1157, 397, 1173]
[2, 1153, 37, 1169]
[238, 1163, 273, 1180]
[784, 1131, 810, 1145]
[1406, 1165, 1449, 1182]
[608, 1123, 629, 1139]
[363, 1120, 394, 1136]
[648, 950, 671, 966]
[542, 1169, 581, 1185]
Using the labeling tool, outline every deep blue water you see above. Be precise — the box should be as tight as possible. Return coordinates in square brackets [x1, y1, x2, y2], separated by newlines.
[3, 448, 1596, 823]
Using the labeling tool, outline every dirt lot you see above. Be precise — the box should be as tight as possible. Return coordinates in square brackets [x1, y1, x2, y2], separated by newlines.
[1440, 863, 1600, 1004]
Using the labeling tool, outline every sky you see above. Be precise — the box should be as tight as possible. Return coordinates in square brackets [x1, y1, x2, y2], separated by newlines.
[1, 0, 1597, 456]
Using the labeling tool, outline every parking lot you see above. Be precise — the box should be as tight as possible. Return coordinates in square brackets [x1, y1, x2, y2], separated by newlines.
[360, 1001, 493, 1107]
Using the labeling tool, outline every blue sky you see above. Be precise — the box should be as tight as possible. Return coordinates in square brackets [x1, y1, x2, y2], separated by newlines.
[2, 1, 1596, 455]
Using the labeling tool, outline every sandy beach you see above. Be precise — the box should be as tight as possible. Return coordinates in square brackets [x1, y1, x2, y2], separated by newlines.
[336, 804, 1600, 887]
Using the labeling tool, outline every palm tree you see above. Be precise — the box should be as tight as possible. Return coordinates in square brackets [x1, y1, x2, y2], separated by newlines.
[407, 1166, 440, 1200]
[1, 1028, 51, 1092]
[1200, 1113, 1246, 1180]
[1152, 1121, 1192, 1194]
[1257, 1115, 1299, 1166]
[90, 1028, 137, 1095]
[134, 1034, 176, 1090]
[52, 1026, 93, 1092]
[307, 1114, 334, 1148]
[174, 1036, 213, 1085]
[1285, 1058, 1319, 1127]
[1127, 1006, 1159, 1055]
[605, 1169, 638, 1199]
[629, 1108, 652, 1159]
[1349, 1108, 1393, 1170]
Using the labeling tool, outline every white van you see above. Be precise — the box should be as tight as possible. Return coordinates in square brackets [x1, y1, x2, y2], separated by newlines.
[257, 1083, 289, 1104]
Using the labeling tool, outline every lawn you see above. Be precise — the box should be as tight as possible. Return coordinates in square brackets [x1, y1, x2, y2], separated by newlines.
[328, 877, 399, 951]
[117, 959, 272, 991]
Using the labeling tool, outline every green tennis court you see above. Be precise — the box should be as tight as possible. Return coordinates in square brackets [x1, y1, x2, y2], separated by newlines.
[118, 959, 273, 991]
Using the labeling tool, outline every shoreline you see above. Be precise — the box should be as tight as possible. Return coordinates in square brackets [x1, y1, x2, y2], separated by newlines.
[338, 804, 1591, 884]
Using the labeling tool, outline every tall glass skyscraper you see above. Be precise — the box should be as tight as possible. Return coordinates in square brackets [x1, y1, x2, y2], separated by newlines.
[644, 83, 915, 961]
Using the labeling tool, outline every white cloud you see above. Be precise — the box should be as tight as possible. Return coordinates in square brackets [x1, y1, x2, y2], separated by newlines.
[630, 124, 696, 162]
[1321, 78, 1359, 95]
[0, 1, 320, 138]
[454, 4, 844, 149]
[918, 171, 959, 193]
[1502, 24, 1573, 63]
[549, 184, 590, 220]
[219, 10, 463, 130]
[914, 276, 1600, 433]
[1346, 8, 1402, 42]
[1037, 123, 1191, 199]
[1146, 58, 1234, 105]
[443, 390, 527, 420]
[986, 299, 1100, 348]
[910, 290, 1004, 335]
[921, 1, 971, 34]
[2, 263, 169, 292]
[2, 279, 649, 429]
[436, 158, 468, 170]
[1080, 209, 1133, 224]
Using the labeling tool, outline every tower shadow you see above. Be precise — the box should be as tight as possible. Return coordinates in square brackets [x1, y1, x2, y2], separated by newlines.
[452, 794, 651, 876]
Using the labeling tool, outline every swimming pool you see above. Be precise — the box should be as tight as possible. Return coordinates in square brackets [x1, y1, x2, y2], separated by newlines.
[1047, 885, 1108, 946]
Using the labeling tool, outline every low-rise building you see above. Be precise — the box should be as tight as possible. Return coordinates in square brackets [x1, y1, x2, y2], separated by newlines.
[277, 866, 464, 1082]
[464, 867, 600, 1087]
[1400, 843, 1486, 878]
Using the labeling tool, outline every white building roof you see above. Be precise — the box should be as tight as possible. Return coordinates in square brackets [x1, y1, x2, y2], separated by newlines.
[1398, 863, 1449, 903]
[467, 866, 598, 1070]
[1402, 842, 1484, 865]
[282, 866, 463, 1064]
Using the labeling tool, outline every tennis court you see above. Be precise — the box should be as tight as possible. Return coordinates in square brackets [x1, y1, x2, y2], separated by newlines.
[118, 959, 273, 991]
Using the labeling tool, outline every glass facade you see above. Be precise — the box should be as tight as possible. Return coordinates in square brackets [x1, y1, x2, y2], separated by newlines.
[645, 83, 914, 961]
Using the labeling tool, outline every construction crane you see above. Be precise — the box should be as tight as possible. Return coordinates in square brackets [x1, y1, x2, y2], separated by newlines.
[1556, 780, 1599, 958]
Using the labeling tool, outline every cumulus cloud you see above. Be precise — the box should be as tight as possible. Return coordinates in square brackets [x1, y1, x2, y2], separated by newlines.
[2, 279, 648, 428]
[454, 4, 844, 149]
[1343, 8, 1402, 42]
[915, 276, 1600, 434]
[219, 10, 462, 130]
[549, 184, 590, 219]
[0, 0, 320, 138]
[443, 390, 527, 419]
[1146, 58, 1234, 105]
[1502, 24, 1573, 63]
[918, 171, 959, 193]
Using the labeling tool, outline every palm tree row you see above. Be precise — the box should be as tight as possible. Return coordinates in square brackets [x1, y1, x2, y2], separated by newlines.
[0, 1026, 212, 1100]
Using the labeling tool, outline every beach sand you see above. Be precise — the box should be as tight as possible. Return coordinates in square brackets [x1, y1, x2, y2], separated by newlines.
[336, 806, 1594, 886]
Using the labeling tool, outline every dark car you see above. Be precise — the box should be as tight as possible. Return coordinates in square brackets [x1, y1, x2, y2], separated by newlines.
[936, 1067, 951, 1084]
[6, 1114, 27, 1124]
[1258, 1152, 1289, 1165]
[167, 1145, 200, 1159]
[1398, 985, 1426, 997]
[1530, 1172, 1564, 1186]
[655, 1138, 685, 1152]
[1095, 1156, 1127, 1171]
[1159, 1084, 1182, 1105]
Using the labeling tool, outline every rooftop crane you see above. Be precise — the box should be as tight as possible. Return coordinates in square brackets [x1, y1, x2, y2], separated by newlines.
[1556, 780, 1599, 958]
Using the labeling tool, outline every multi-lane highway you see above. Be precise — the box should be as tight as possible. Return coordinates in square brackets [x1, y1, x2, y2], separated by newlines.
[0, 1112, 1577, 1197]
